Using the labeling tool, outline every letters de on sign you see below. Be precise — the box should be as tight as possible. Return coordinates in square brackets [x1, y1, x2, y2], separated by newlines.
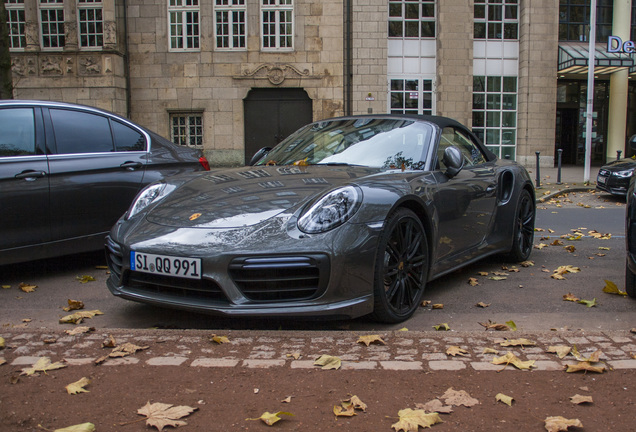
[607, 36, 636, 53]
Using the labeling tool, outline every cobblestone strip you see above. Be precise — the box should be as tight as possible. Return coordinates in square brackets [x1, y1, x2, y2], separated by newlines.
[2, 330, 635, 372]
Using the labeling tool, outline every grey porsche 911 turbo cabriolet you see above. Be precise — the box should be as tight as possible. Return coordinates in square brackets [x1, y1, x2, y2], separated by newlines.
[106, 115, 535, 323]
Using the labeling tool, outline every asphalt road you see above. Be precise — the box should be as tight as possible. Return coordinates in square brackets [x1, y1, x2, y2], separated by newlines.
[1, 191, 633, 333]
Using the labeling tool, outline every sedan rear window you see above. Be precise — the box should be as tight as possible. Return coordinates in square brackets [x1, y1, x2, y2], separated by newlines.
[0, 108, 36, 157]
[112, 120, 146, 152]
[50, 109, 114, 154]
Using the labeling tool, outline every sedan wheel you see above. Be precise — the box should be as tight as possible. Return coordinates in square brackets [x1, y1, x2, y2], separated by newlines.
[372, 208, 428, 323]
[505, 189, 535, 262]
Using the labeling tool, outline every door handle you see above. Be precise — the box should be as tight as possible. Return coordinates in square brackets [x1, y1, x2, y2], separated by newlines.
[120, 161, 143, 170]
[15, 170, 46, 181]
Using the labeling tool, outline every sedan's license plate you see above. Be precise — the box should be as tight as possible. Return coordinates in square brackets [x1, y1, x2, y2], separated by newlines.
[131, 252, 201, 280]
[597, 175, 607, 184]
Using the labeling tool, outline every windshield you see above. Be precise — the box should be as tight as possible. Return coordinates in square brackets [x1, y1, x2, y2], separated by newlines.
[256, 118, 434, 169]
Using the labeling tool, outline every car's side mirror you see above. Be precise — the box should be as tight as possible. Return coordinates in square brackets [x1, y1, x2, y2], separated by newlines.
[442, 146, 464, 178]
[629, 135, 636, 151]
[248, 147, 272, 166]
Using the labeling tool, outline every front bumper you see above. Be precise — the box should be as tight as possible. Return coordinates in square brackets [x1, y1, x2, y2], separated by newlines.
[596, 171, 630, 196]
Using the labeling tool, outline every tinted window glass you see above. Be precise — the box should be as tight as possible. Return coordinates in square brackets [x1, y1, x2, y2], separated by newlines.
[439, 127, 487, 168]
[0, 108, 36, 157]
[50, 109, 114, 154]
[112, 120, 146, 152]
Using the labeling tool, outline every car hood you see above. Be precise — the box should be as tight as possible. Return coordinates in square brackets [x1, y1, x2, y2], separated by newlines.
[145, 165, 383, 228]
[600, 159, 636, 172]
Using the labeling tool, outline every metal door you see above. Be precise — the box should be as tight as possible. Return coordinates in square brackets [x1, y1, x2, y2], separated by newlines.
[244, 88, 312, 164]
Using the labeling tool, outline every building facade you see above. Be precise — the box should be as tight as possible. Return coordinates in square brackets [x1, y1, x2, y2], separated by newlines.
[4, 0, 635, 168]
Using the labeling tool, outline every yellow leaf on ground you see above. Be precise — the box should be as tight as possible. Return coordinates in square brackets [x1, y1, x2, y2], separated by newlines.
[446, 346, 469, 357]
[433, 323, 450, 331]
[577, 298, 597, 307]
[602, 280, 627, 296]
[210, 334, 230, 344]
[492, 352, 536, 370]
[570, 394, 593, 404]
[0, 337, 4, 349]
[64, 326, 94, 336]
[21, 357, 67, 376]
[563, 293, 579, 302]
[565, 362, 605, 373]
[520, 260, 534, 267]
[534, 243, 548, 249]
[478, 271, 489, 276]
[544, 416, 583, 432]
[314, 355, 341, 370]
[52, 423, 96, 432]
[333, 404, 356, 417]
[18, 282, 37, 293]
[63, 299, 85, 312]
[564, 245, 576, 253]
[391, 409, 443, 431]
[475, 302, 490, 308]
[432, 303, 444, 309]
[95, 342, 149, 365]
[59, 310, 103, 325]
[547, 345, 572, 359]
[498, 338, 536, 347]
[415, 399, 453, 414]
[479, 320, 509, 331]
[75, 275, 96, 283]
[483, 347, 498, 355]
[137, 402, 198, 431]
[357, 335, 386, 347]
[346, 395, 367, 412]
[441, 388, 479, 407]
[495, 393, 514, 406]
[66, 377, 91, 395]
[468, 278, 479, 286]
[286, 353, 301, 360]
[247, 411, 293, 426]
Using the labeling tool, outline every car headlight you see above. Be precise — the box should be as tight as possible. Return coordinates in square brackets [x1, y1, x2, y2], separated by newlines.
[126, 183, 175, 220]
[615, 169, 634, 178]
[298, 186, 362, 233]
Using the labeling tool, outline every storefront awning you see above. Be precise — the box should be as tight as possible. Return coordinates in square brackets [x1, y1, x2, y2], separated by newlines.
[558, 42, 633, 75]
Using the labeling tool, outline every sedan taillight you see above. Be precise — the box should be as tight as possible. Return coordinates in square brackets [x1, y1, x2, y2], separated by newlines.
[199, 156, 210, 171]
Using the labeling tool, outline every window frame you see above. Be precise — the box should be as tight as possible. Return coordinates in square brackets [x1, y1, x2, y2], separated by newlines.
[39, 0, 65, 51]
[214, 0, 247, 50]
[5, 0, 26, 51]
[389, 77, 435, 116]
[388, 0, 436, 39]
[474, 0, 518, 41]
[77, 0, 104, 49]
[170, 113, 204, 148]
[168, 0, 201, 52]
[559, 0, 613, 43]
[260, 0, 294, 51]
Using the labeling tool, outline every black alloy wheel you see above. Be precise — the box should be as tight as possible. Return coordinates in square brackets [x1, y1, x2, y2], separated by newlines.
[506, 189, 535, 262]
[372, 208, 428, 323]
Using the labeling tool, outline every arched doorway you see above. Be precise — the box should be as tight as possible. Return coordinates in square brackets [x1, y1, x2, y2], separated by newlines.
[243, 88, 313, 163]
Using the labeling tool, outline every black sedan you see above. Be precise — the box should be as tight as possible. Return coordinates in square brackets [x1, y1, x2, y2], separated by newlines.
[106, 115, 535, 323]
[624, 177, 636, 298]
[0, 100, 210, 265]
[597, 158, 636, 196]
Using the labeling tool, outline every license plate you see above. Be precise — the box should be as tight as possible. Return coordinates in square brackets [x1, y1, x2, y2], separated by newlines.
[131, 252, 201, 280]
[597, 175, 606, 184]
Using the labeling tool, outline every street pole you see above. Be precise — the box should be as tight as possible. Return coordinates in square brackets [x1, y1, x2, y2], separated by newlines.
[584, 0, 597, 184]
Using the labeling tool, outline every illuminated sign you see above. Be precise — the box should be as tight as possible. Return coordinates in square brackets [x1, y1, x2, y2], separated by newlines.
[607, 36, 636, 53]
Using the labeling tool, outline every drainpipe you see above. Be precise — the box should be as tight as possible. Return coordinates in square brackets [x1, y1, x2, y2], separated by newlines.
[123, 0, 132, 118]
[343, 0, 352, 116]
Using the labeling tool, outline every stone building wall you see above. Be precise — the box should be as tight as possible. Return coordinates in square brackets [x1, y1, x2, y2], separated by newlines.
[517, 0, 559, 167]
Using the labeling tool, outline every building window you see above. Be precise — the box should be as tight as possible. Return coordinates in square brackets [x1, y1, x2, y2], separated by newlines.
[388, 0, 435, 39]
[559, 0, 612, 43]
[474, 0, 518, 40]
[40, 0, 65, 49]
[5, 0, 26, 50]
[78, 0, 103, 48]
[169, 0, 200, 51]
[390, 78, 434, 116]
[171, 113, 203, 147]
[261, 0, 293, 50]
[215, 0, 246, 50]
[472, 76, 517, 160]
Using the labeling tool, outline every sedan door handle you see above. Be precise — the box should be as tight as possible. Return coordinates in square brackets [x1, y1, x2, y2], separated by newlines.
[15, 170, 47, 181]
[120, 161, 143, 170]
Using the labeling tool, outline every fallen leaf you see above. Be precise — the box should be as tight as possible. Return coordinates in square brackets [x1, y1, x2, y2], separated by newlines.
[577, 298, 597, 308]
[63, 299, 85, 312]
[483, 348, 498, 355]
[421, 300, 432, 307]
[563, 293, 580, 302]
[66, 377, 91, 395]
[488, 276, 507, 281]
[505, 320, 518, 331]
[102, 335, 117, 348]
[314, 355, 341, 370]
[551, 239, 564, 246]
[565, 362, 605, 373]
[433, 323, 450, 331]
[59, 310, 103, 325]
[571, 347, 603, 363]
[547, 345, 572, 359]
[441, 388, 479, 407]
[520, 261, 534, 267]
[468, 278, 479, 286]
[345, 395, 367, 412]
[432, 303, 444, 309]
[534, 243, 548, 249]
[446, 346, 469, 357]
[544, 416, 583, 432]
[95, 342, 149, 365]
[210, 334, 230, 344]
[333, 404, 356, 417]
[564, 245, 576, 253]
[391, 408, 443, 431]
[479, 320, 509, 331]
[475, 302, 490, 308]
[18, 282, 37, 293]
[21, 357, 67, 376]
[281, 396, 292, 403]
[247, 411, 294, 426]
[492, 352, 536, 370]
[51, 423, 96, 432]
[76, 275, 96, 284]
[602, 280, 627, 296]
[286, 353, 301, 360]
[478, 271, 489, 276]
[495, 393, 514, 406]
[65, 326, 95, 336]
[570, 394, 593, 404]
[498, 338, 536, 347]
[357, 335, 386, 347]
[415, 399, 453, 414]
[0, 337, 4, 349]
[137, 402, 198, 431]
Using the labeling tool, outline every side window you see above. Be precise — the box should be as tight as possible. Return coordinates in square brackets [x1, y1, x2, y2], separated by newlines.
[0, 108, 36, 157]
[49, 109, 114, 154]
[112, 120, 146, 152]
[438, 127, 487, 169]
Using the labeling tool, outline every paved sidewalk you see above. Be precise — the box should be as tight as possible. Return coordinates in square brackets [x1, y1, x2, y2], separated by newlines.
[3, 328, 635, 372]
[526, 165, 600, 202]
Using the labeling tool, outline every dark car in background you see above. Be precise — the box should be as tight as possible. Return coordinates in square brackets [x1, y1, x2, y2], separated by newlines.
[624, 177, 636, 298]
[0, 100, 210, 265]
[106, 115, 536, 323]
[596, 159, 636, 196]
